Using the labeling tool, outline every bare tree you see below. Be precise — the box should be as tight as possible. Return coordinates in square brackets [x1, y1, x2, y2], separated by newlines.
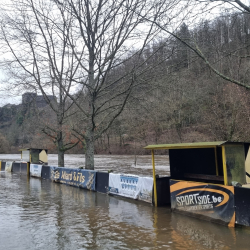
[49, 0, 185, 169]
[0, 0, 192, 169]
[0, 0, 81, 166]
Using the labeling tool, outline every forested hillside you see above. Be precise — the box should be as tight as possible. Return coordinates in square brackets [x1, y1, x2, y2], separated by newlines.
[1, 11, 250, 155]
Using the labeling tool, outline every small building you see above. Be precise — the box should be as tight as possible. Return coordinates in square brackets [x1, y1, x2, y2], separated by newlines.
[145, 141, 250, 227]
[19, 148, 48, 165]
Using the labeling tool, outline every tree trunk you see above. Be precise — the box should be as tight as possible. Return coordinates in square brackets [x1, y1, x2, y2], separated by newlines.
[85, 128, 95, 170]
[57, 130, 65, 167]
[58, 148, 65, 167]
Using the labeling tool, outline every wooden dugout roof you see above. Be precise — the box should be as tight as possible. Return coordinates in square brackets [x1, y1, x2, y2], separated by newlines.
[143, 141, 243, 150]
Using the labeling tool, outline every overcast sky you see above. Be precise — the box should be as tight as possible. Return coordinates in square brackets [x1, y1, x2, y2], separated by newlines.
[0, 69, 22, 107]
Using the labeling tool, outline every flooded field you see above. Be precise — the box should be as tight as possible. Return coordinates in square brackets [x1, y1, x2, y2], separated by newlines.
[1, 172, 250, 249]
[0, 154, 170, 176]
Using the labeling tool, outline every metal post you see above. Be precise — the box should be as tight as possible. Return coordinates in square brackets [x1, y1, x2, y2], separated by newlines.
[27, 162, 30, 176]
[152, 149, 158, 207]
[222, 146, 228, 185]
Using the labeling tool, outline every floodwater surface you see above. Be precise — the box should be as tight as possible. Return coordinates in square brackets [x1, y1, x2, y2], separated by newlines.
[1, 172, 250, 249]
[0, 154, 170, 176]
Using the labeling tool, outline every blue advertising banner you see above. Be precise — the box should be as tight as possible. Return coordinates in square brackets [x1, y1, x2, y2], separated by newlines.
[50, 167, 96, 191]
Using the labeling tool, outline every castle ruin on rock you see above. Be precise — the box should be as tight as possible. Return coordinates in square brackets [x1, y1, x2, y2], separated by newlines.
[0, 93, 57, 125]
[22, 92, 57, 109]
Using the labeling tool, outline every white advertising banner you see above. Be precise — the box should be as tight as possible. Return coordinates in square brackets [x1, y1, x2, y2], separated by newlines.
[5, 162, 13, 172]
[30, 164, 42, 178]
[108, 173, 153, 203]
[138, 177, 154, 203]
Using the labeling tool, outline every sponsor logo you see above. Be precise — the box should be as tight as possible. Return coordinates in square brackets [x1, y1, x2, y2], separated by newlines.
[120, 175, 138, 184]
[109, 187, 119, 193]
[176, 188, 229, 208]
[139, 192, 151, 201]
[170, 180, 235, 226]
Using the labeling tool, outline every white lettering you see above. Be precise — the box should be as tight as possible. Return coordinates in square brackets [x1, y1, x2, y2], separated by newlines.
[198, 196, 202, 204]
[176, 197, 181, 206]
[193, 194, 199, 203]
[189, 195, 194, 205]
[185, 195, 190, 205]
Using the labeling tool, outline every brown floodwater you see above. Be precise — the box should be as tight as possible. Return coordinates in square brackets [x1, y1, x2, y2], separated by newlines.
[1, 154, 250, 249]
[1, 172, 250, 249]
[0, 154, 170, 176]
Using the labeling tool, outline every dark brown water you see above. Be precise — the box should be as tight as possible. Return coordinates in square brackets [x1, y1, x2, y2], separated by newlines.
[1, 172, 250, 250]
[0, 154, 170, 176]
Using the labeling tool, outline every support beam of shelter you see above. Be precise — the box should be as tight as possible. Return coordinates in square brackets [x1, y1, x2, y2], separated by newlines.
[151, 150, 157, 207]
[222, 146, 228, 185]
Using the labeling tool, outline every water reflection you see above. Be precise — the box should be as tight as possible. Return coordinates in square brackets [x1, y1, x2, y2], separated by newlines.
[1, 174, 250, 249]
[108, 197, 154, 229]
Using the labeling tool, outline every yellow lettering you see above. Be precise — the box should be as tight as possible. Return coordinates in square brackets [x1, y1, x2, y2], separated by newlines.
[61, 171, 65, 179]
[54, 171, 60, 179]
[81, 175, 85, 183]
[77, 173, 81, 181]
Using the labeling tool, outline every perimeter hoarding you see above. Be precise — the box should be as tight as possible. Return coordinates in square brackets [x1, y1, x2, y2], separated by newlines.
[5, 162, 13, 172]
[12, 162, 21, 173]
[1, 162, 5, 171]
[108, 173, 153, 203]
[41, 165, 51, 179]
[170, 180, 235, 227]
[30, 164, 42, 177]
[234, 186, 250, 227]
[50, 167, 96, 191]
[96, 172, 109, 193]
